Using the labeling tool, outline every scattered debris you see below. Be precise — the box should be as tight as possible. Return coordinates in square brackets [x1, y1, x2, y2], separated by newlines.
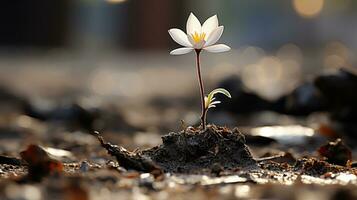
[256, 152, 296, 165]
[0, 70, 357, 199]
[0, 155, 23, 166]
[44, 147, 74, 161]
[92, 131, 162, 174]
[79, 161, 90, 173]
[295, 158, 347, 176]
[318, 139, 352, 166]
[20, 144, 63, 182]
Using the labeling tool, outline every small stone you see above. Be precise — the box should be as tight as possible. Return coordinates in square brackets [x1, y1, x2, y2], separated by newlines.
[211, 163, 223, 176]
[318, 138, 352, 166]
[80, 161, 90, 172]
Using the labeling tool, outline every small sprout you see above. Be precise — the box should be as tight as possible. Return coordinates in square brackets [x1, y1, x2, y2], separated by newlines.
[205, 88, 231, 110]
[168, 13, 231, 130]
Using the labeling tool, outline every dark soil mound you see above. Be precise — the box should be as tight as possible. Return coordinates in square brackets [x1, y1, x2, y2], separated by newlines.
[142, 125, 257, 172]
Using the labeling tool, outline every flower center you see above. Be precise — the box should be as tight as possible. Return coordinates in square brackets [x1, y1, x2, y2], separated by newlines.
[191, 32, 206, 44]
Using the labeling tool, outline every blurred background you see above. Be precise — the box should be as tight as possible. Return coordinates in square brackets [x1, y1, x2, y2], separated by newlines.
[1, 2, 357, 199]
[0, 0, 356, 149]
[0, 0, 357, 200]
[1, 0, 356, 98]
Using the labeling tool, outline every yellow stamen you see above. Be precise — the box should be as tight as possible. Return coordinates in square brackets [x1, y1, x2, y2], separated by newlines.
[191, 32, 206, 43]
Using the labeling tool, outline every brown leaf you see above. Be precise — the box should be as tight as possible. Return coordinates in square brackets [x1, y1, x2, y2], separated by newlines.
[317, 139, 352, 166]
[20, 144, 63, 182]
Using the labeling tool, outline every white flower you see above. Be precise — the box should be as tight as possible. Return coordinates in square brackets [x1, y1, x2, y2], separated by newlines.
[168, 13, 231, 55]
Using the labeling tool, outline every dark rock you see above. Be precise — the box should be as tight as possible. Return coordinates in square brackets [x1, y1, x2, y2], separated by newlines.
[93, 109, 143, 133]
[0, 155, 23, 165]
[0, 127, 25, 139]
[216, 75, 270, 114]
[315, 69, 357, 110]
[217, 69, 357, 118]
[216, 75, 328, 115]
[276, 82, 327, 115]
[24, 102, 98, 131]
[217, 69, 357, 142]
[351, 161, 357, 168]
[314, 69, 357, 123]
[0, 86, 27, 107]
[331, 188, 357, 200]
[210, 163, 224, 176]
[24, 101, 141, 133]
[317, 139, 352, 166]
[79, 161, 90, 172]
[0, 86, 30, 116]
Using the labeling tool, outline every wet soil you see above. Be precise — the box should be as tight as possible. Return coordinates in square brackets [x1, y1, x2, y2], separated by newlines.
[1, 128, 357, 200]
[142, 125, 257, 173]
[93, 125, 256, 174]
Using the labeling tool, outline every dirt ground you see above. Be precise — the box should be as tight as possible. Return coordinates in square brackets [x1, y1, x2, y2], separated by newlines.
[0, 56, 357, 199]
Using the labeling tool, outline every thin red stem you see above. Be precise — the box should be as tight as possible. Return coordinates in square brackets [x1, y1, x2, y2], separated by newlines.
[195, 49, 207, 129]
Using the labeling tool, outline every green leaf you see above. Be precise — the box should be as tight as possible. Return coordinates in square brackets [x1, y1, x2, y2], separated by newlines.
[207, 88, 231, 101]
[205, 88, 231, 109]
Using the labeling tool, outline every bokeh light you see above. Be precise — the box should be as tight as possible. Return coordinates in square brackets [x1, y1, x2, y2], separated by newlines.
[277, 43, 303, 64]
[241, 56, 301, 100]
[293, 0, 324, 18]
[323, 41, 350, 69]
[105, 0, 127, 4]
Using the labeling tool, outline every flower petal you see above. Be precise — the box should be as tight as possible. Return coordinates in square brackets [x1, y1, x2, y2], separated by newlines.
[170, 47, 194, 55]
[210, 101, 221, 105]
[168, 29, 192, 47]
[202, 15, 218, 39]
[205, 26, 224, 47]
[187, 35, 195, 46]
[186, 13, 201, 35]
[204, 44, 231, 53]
